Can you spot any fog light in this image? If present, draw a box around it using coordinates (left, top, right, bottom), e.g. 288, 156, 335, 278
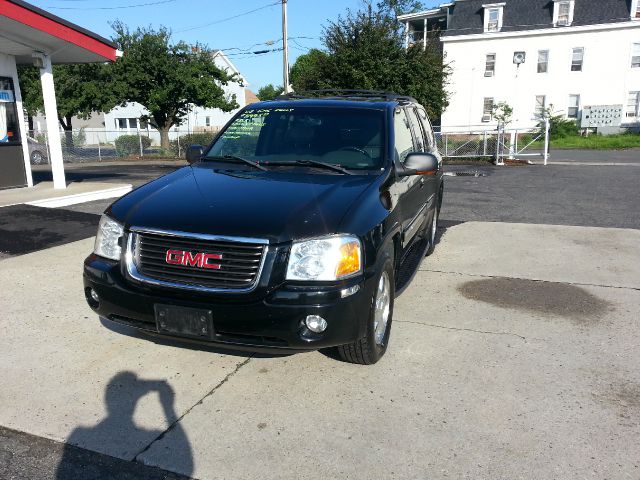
305, 315, 327, 333
90, 289, 99, 303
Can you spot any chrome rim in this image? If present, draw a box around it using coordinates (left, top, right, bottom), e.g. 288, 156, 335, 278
373, 271, 391, 346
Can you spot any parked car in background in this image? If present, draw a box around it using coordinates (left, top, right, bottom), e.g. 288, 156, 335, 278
27, 136, 48, 164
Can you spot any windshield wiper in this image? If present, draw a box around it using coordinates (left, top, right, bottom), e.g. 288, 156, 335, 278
274, 159, 354, 175
204, 155, 268, 172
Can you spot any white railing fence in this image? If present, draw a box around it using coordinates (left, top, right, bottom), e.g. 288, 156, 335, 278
434, 120, 550, 165
26, 127, 221, 164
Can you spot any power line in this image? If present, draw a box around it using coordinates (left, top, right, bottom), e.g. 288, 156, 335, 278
41, 0, 179, 9
174, 1, 281, 33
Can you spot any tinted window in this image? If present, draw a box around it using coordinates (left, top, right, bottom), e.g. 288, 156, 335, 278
407, 108, 426, 152
416, 108, 435, 150
207, 106, 385, 170
393, 109, 414, 163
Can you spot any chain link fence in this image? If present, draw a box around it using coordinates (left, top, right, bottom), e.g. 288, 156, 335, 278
27, 128, 221, 165
434, 123, 550, 165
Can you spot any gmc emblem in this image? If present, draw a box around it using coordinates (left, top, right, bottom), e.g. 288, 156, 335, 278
165, 250, 222, 270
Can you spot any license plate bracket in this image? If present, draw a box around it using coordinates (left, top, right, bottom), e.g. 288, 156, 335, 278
154, 304, 214, 339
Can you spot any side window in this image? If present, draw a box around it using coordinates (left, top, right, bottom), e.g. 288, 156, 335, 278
416, 108, 436, 151
407, 107, 426, 152
393, 108, 415, 163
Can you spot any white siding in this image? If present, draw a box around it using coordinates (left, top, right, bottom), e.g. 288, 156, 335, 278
441, 23, 640, 130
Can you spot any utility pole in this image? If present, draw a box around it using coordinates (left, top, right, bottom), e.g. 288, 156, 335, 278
282, 0, 291, 93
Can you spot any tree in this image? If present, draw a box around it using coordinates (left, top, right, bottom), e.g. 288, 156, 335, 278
377, 0, 425, 16
18, 63, 115, 147
289, 2, 449, 120
110, 22, 237, 150
257, 84, 283, 101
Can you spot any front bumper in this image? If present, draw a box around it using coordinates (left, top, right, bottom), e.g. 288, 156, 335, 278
83, 254, 375, 352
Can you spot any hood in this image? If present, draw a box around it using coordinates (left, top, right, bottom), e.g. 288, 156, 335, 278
109, 164, 380, 244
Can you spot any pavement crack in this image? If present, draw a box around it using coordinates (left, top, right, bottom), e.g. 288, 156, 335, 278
395, 320, 527, 340
420, 268, 640, 292
131, 356, 252, 462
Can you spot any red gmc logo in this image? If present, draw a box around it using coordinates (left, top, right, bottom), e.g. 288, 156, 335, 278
165, 250, 223, 270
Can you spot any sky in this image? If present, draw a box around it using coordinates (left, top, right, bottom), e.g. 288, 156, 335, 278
27, 0, 438, 92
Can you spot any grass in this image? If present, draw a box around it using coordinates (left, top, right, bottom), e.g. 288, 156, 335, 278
544, 133, 640, 150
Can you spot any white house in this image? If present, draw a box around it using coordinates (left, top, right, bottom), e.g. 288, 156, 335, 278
399, 0, 640, 132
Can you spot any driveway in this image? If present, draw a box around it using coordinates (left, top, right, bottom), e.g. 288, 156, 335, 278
1, 158, 639, 479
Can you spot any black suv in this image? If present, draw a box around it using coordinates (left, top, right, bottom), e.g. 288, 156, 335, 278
84, 91, 444, 364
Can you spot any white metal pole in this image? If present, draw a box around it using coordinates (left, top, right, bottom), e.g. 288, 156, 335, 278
543, 117, 550, 166
37, 53, 66, 189
282, 0, 291, 93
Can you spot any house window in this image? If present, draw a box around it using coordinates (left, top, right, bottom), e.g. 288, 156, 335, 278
627, 91, 640, 118
485, 54, 496, 76
128, 118, 138, 129
487, 9, 500, 31
554, 0, 574, 26
537, 50, 549, 73
568, 95, 580, 118
635, 0, 640, 18
571, 47, 584, 71
483, 3, 505, 33
116, 118, 127, 129
482, 97, 494, 122
535, 95, 546, 118
205, 116, 211, 127
632, 43, 640, 68
139, 118, 148, 129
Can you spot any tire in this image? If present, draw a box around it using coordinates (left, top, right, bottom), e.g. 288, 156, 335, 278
337, 256, 395, 365
426, 186, 443, 257
31, 150, 44, 165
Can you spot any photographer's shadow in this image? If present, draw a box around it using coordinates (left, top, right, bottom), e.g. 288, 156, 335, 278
55, 371, 193, 478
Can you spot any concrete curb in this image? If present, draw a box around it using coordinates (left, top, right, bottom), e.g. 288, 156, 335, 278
25, 184, 132, 208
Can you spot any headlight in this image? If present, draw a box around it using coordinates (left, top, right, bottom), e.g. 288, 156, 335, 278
94, 215, 124, 260
286, 235, 362, 281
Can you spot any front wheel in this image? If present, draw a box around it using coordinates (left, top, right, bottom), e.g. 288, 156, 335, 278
337, 258, 395, 365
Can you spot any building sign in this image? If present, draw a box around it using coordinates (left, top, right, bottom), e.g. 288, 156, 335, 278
0, 90, 15, 103
580, 105, 623, 128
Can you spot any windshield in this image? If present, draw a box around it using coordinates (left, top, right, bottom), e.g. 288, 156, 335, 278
205, 106, 385, 170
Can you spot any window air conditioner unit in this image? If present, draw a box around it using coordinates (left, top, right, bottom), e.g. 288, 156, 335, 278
484, 71, 494, 77
557, 17, 569, 26
482, 114, 491, 122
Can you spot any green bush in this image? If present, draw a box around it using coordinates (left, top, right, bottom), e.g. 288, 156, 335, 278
538, 114, 579, 139
114, 135, 152, 157
73, 127, 86, 147
170, 133, 216, 156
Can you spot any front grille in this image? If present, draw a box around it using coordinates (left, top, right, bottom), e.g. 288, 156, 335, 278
129, 230, 267, 291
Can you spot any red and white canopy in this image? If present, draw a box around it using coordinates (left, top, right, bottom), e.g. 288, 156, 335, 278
0, 0, 118, 65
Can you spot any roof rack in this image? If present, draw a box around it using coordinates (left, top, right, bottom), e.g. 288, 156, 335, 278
275, 89, 418, 104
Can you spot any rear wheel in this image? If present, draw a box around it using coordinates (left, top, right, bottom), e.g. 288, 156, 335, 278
337, 257, 395, 365
31, 150, 44, 165
426, 188, 442, 257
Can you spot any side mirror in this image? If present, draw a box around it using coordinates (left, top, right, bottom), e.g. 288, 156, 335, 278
186, 145, 204, 164
398, 152, 439, 177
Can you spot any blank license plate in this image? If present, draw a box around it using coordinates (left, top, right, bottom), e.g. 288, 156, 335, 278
154, 304, 213, 339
